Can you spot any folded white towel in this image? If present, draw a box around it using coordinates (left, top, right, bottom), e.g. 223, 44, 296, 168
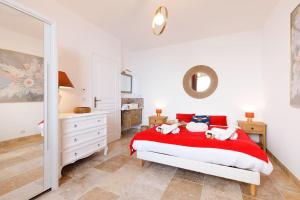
186, 122, 208, 132
172, 127, 180, 134
156, 124, 180, 134
206, 127, 238, 141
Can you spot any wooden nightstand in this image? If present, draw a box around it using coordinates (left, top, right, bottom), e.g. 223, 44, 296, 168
238, 121, 267, 152
149, 116, 168, 128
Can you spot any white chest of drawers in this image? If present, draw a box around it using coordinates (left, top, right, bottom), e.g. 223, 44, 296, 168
59, 111, 108, 171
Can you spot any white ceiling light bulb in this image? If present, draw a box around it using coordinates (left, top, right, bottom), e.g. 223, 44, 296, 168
154, 12, 165, 26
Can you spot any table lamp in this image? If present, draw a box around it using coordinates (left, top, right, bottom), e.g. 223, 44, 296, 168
245, 112, 254, 123
58, 71, 74, 112
156, 108, 162, 117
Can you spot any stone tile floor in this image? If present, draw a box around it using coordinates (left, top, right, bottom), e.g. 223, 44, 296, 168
37, 131, 300, 200
0, 135, 44, 200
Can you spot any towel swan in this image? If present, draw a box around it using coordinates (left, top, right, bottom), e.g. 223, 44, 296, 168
205, 126, 238, 141
156, 124, 180, 134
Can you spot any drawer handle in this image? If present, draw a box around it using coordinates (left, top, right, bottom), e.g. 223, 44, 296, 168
74, 152, 78, 156
74, 124, 78, 128
98, 144, 100, 147
251, 127, 254, 130
97, 119, 101, 122
74, 138, 77, 142
97, 132, 101, 135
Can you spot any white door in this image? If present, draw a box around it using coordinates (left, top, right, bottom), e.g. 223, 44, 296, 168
92, 54, 121, 143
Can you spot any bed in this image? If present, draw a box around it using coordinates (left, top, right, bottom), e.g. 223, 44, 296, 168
130, 125, 273, 196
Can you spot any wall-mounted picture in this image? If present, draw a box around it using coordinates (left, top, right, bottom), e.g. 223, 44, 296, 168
291, 5, 300, 106
0, 48, 44, 103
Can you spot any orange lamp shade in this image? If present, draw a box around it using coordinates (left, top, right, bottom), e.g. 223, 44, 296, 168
59, 71, 74, 88
156, 109, 162, 116
245, 112, 254, 123
245, 112, 254, 118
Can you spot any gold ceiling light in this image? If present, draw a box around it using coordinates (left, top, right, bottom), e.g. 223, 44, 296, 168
152, 6, 168, 36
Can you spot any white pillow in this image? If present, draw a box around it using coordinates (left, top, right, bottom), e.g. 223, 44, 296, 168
186, 122, 208, 132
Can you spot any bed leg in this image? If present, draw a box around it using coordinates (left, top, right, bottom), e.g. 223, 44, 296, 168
140, 159, 145, 168
250, 184, 256, 196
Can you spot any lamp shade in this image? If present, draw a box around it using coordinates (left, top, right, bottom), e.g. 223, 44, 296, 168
245, 112, 254, 118
58, 71, 74, 88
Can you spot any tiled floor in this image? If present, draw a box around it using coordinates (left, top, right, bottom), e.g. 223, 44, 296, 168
0, 135, 44, 199
37, 131, 300, 200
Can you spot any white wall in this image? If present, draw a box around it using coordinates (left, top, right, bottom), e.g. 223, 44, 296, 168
263, 0, 300, 179
0, 26, 43, 141
127, 31, 265, 126
0, 27, 43, 56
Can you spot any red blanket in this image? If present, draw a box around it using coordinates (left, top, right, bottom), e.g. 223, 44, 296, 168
130, 126, 268, 163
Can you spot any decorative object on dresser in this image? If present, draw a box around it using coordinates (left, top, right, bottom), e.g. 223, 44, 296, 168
59, 111, 108, 176
121, 98, 143, 131
73, 107, 91, 114
238, 120, 267, 152
149, 115, 168, 128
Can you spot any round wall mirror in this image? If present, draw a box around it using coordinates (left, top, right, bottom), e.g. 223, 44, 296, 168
183, 65, 218, 99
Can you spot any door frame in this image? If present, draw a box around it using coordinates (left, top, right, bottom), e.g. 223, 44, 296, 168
0, 0, 59, 191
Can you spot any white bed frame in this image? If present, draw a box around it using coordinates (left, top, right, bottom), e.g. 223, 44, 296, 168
137, 151, 259, 196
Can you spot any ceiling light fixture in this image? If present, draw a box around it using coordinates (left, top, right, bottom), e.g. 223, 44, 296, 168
152, 6, 168, 36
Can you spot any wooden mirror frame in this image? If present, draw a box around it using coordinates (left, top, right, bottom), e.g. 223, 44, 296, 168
183, 65, 218, 99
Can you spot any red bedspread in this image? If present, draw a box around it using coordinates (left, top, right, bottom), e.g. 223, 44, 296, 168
130, 126, 268, 163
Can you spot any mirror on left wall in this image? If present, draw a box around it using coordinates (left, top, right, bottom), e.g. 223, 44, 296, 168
0, 3, 47, 199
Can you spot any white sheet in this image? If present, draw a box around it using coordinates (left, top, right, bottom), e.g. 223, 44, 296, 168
132, 140, 273, 175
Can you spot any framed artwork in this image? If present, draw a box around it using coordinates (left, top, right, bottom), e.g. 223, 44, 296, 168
0, 48, 44, 103
291, 5, 300, 106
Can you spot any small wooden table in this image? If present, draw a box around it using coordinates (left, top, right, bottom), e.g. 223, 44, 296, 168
149, 116, 168, 128
238, 121, 267, 152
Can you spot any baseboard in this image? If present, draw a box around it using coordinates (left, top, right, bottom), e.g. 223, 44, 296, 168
267, 150, 300, 188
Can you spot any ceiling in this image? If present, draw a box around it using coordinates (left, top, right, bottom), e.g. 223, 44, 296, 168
0, 3, 44, 40
57, 0, 278, 50
58, 0, 279, 51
